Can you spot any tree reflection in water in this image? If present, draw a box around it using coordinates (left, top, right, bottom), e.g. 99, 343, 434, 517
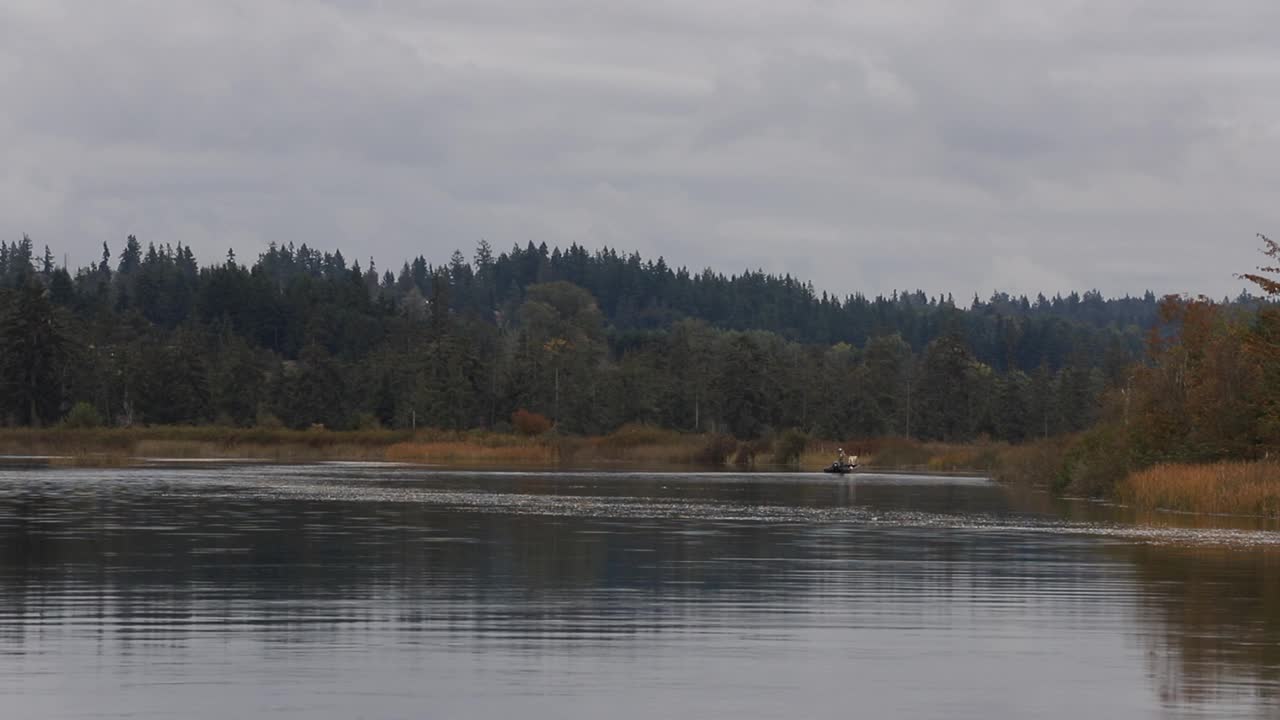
1122, 543, 1280, 711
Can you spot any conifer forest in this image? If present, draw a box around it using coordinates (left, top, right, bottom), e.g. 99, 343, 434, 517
5, 232, 1244, 446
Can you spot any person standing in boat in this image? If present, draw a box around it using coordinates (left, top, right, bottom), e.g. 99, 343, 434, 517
836, 448, 848, 467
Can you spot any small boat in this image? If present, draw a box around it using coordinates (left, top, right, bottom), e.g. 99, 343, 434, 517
823, 462, 858, 474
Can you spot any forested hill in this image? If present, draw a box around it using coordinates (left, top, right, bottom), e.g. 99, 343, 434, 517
420, 240, 1163, 373
0, 234, 1244, 439
35, 237, 1167, 362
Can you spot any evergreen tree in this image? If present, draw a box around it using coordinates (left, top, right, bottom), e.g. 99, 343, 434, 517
118, 235, 142, 275
0, 281, 76, 425
915, 334, 976, 441
98, 242, 112, 277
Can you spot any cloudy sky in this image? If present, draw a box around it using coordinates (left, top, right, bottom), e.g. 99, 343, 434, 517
2, 1, 1277, 300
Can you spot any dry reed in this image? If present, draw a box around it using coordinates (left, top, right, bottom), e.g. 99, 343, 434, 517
0, 427, 414, 464
385, 441, 557, 465
1117, 461, 1280, 517
0, 425, 1067, 478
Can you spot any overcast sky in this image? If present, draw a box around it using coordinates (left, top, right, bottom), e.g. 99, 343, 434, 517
2, 1, 1277, 300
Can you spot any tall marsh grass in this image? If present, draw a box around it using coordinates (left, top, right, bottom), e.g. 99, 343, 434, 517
0, 427, 415, 463
1118, 461, 1280, 517
0, 424, 720, 467
0, 425, 1070, 483
386, 440, 557, 465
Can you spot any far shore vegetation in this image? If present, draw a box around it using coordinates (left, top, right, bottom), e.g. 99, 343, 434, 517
3, 233, 1280, 515
0, 422, 1001, 472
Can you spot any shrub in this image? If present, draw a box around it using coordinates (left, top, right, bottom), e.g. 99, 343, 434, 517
1057, 425, 1130, 496
255, 407, 285, 429
62, 401, 103, 429
512, 409, 552, 436
695, 433, 737, 466
735, 438, 771, 468
988, 437, 1070, 486
773, 428, 808, 465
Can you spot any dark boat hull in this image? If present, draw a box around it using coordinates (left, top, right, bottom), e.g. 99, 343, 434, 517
823, 464, 858, 474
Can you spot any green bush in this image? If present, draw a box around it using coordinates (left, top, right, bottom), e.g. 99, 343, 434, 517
62, 402, 103, 429
773, 428, 809, 465
255, 406, 285, 430
1057, 425, 1131, 496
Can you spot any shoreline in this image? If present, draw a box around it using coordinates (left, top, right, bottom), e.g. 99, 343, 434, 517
0, 453, 991, 480
1, 426, 1276, 518
0, 426, 995, 473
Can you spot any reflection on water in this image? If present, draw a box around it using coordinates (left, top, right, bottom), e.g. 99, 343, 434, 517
0, 465, 1277, 719
1122, 544, 1280, 713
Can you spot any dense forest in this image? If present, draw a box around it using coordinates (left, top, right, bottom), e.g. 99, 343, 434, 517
0, 233, 1258, 447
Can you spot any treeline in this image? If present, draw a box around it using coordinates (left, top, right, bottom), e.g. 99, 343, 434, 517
0, 233, 1238, 442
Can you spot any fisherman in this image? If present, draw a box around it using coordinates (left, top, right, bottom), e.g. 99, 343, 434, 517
836, 447, 848, 468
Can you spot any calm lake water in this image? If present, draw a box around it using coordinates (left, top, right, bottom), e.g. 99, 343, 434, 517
1, 464, 1278, 719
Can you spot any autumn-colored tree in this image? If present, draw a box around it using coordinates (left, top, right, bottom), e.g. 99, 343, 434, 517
1128, 296, 1260, 463
512, 409, 552, 436
1240, 233, 1280, 297
1239, 234, 1280, 446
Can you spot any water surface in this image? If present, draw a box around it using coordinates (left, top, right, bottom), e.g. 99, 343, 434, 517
0, 465, 1277, 718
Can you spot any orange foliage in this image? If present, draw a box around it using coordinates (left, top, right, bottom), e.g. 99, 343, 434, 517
511, 409, 552, 436
1239, 232, 1280, 298
1129, 295, 1263, 462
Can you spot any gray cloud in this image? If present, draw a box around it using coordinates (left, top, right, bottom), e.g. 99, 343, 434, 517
1, 0, 1277, 299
